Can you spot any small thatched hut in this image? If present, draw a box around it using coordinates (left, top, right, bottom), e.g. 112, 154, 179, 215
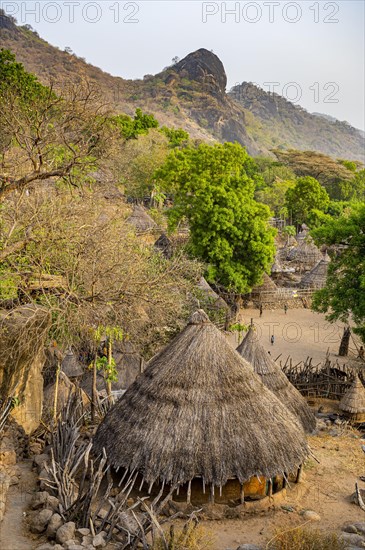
287, 239, 323, 268
127, 205, 157, 233
196, 277, 230, 312
250, 273, 278, 303
154, 233, 173, 259
236, 326, 316, 433
339, 376, 365, 424
94, 310, 308, 505
300, 252, 330, 289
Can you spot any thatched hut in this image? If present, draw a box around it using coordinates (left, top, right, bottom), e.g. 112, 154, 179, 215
287, 238, 322, 268
127, 205, 157, 233
250, 273, 278, 303
339, 376, 365, 424
300, 252, 330, 289
94, 310, 308, 505
196, 277, 230, 312
154, 233, 173, 259
236, 326, 316, 433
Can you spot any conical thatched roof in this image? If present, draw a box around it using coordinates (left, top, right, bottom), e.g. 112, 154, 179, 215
339, 376, 365, 414
154, 233, 173, 258
93, 310, 308, 488
236, 326, 316, 433
287, 239, 322, 265
127, 205, 157, 233
196, 277, 229, 310
251, 273, 278, 294
300, 252, 331, 289
271, 256, 282, 274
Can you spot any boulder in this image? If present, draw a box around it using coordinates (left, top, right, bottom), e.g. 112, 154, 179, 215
302, 510, 321, 522
56, 521, 76, 544
31, 491, 51, 510
30, 508, 53, 533
46, 512, 63, 538
33, 453, 49, 471
93, 532, 107, 548
0, 306, 51, 434
341, 533, 365, 547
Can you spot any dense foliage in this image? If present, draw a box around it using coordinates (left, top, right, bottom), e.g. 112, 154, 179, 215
311, 204, 365, 342
155, 142, 276, 292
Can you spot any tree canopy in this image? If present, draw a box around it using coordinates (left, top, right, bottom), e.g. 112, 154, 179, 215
285, 176, 330, 226
311, 204, 365, 342
155, 142, 276, 293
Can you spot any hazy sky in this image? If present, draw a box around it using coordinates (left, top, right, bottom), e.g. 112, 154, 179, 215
3, 0, 365, 130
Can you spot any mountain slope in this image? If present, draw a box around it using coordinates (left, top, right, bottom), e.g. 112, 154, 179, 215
1, 10, 364, 161
230, 83, 365, 161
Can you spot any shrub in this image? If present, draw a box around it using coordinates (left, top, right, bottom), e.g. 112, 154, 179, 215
267, 526, 345, 550
152, 522, 213, 550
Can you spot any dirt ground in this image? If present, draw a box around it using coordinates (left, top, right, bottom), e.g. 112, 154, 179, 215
227, 307, 362, 367
205, 429, 365, 549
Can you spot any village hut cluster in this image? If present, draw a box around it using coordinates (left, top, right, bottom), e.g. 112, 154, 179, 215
93, 310, 310, 507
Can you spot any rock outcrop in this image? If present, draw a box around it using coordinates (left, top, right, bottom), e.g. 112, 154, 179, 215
0, 306, 51, 434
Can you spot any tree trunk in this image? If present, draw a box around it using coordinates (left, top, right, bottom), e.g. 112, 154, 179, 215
339, 326, 351, 356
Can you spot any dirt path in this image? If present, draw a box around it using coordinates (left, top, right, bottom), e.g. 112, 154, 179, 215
227, 308, 361, 367
0, 460, 37, 550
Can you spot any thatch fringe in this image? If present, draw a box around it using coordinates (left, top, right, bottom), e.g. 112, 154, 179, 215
236, 326, 316, 433
93, 310, 308, 488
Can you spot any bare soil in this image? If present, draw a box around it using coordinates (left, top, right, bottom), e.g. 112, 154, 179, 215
206, 430, 365, 549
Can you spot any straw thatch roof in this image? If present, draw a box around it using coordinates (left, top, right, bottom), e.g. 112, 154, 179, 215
154, 233, 173, 259
196, 277, 229, 311
287, 239, 323, 266
300, 252, 331, 289
271, 256, 282, 274
127, 205, 157, 233
93, 310, 308, 489
236, 326, 316, 433
251, 273, 278, 294
339, 376, 365, 415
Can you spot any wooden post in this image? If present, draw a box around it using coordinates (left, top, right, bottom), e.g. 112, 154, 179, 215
240, 484, 245, 504
268, 478, 273, 498
210, 484, 215, 504
283, 473, 287, 489
296, 464, 303, 483
186, 480, 191, 504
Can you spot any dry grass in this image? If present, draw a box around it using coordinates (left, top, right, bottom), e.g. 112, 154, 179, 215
266, 526, 345, 550
153, 523, 214, 550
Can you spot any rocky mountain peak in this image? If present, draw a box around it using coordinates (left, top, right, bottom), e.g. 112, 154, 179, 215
173, 48, 227, 96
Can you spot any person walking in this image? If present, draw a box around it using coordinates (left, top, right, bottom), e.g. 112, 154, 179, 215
259, 304, 263, 317
284, 303, 288, 315
270, 334, 275, 345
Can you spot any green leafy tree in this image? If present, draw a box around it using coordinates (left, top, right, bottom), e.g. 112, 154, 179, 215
274, 149, 363, 201
256, 179, 295, 217
155, 142, 276, 292
110, 108, 159, 140
282, 225, 296, 245
311, 204, 365, 342
285, 176, 330, 226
